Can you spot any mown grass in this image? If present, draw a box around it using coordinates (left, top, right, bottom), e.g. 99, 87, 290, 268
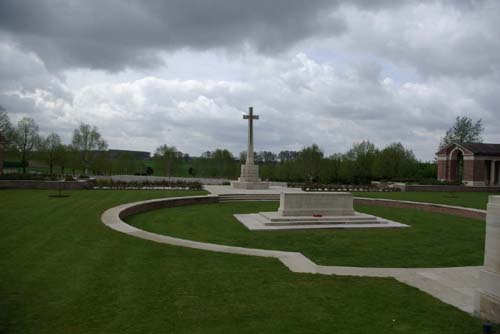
352, 191, 499, 210
0, 190, 482, 333
127, 201, 485, 267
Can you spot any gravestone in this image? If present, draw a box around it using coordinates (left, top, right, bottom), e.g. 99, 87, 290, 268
231, 107, 269, 189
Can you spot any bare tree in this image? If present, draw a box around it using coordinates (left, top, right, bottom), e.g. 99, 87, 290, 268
40, 133, 62, 174
0, 107, 13, 145
71, 123, 107, 175
12, 117, 41, 173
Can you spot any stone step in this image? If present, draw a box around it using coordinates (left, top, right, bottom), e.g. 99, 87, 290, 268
260, 213, 377, 223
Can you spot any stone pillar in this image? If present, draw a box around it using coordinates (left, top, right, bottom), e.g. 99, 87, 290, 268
246, 107, 255, 165
494, 161, 499, 186
476, 196, 500, 321
490, 161, 496, 186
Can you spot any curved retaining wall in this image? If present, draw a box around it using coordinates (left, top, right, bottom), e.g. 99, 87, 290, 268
119, 195, 218, 218
354, 197, 486, 220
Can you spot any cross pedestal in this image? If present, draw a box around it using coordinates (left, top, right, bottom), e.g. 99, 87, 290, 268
231, 107, 269, 189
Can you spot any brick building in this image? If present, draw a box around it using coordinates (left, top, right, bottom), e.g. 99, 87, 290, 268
437, 143, 500, 186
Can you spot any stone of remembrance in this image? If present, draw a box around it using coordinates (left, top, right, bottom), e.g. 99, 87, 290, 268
235, 192, 408, 230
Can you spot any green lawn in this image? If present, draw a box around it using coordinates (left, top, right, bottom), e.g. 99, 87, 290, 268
0, 190, 482, 333
127, 202, 485, 268
353, 191, 499, 210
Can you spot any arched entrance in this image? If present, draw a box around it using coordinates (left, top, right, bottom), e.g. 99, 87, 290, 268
448, 148, 465, 183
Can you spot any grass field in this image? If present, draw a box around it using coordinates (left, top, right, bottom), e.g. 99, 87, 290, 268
352, 191, 499, 210
0, 189, 483, 333
127, 201, 485, 267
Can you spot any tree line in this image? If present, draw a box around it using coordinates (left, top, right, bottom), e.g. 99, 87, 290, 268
2, 109, 484, 184
155, 142, 436, 184
1, 110, 107, 175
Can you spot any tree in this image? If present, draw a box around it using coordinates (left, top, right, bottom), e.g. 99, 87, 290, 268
373, 142, 418, 180
40, 133, 62, 174
345, 141, 378, 184
0, 107, 13, 144
12, 117, 41, 173
278, 150, 299, 162
71, 123, 108, 175
440, 116, 484, 149
211, 149, 238, 177
154, 145, 182, 177
297, 144, 324, 182
239, 151, 247, 164
54, 144, 71, 174
256, 151, 277, 164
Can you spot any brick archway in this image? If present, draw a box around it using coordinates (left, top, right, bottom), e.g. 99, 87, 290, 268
447, 147, 465, 183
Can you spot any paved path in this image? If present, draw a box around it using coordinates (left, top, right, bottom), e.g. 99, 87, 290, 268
101, 195, 483, 315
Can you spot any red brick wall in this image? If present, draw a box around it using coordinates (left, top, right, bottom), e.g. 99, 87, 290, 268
437, 159, 447, 180
473, 160, 486, 182
463, 160, 474, 182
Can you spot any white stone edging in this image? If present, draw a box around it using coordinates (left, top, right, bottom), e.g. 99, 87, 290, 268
100, 194, 484, 314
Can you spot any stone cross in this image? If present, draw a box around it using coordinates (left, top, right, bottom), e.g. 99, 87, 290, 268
243, 107, 259, 165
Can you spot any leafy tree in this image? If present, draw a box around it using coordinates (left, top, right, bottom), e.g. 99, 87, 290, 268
345, 141, 378, 184
40, 133, 62, 174
71, 123, 108, 175
374, 142, 418, 180
440, 116, 484, 149
154, 145, 182, 177
12, 117, 41, 173
211, 149, 238, 177
297, 144, 324, 182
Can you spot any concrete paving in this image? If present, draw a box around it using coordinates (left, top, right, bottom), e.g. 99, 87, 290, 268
100, 194, 483, 315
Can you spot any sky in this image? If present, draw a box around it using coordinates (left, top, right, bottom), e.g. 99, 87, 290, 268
1, 0, 499, 161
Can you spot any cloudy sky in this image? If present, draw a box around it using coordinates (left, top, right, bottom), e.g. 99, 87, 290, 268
1, 0, 499, 161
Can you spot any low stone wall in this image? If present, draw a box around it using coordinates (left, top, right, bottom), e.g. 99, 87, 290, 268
119, 195, 219, 219
94, 175, 230, 185
354, 197, 486, 220
0, 179, 93, 190
406, 185, 500, 192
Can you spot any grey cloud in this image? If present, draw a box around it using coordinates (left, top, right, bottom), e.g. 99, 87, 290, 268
0, 0, 346, 71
